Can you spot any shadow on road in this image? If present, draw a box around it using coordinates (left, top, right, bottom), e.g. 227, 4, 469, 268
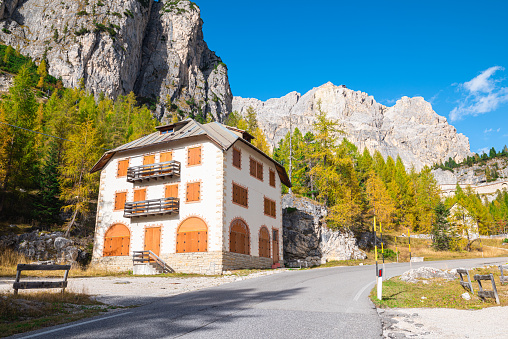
65, 285, 305, 338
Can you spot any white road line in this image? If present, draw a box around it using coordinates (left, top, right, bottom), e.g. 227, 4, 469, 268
353, 280, 376, 301
19, 311, 133, 338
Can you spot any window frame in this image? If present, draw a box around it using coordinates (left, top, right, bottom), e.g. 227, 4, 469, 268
269, 169, 276, 187
232, 147, 242, 169
186, 181, 201, 203
249, 157, 264, 181
263, 197, 276, 218
116, 159, 130, 178
187, 146, 202, 167
232, 182, 248, 208
114, 191, 127, 211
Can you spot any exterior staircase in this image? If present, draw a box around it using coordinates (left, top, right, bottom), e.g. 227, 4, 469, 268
132, 251, 174, 275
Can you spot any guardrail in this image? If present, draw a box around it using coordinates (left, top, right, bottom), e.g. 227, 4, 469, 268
127, 161, 180, 183
133, 250, 174, 274
124, 197, 179, 218
13, 264, 71, 295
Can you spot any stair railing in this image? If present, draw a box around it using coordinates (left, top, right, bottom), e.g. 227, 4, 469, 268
132, 250, 174, 273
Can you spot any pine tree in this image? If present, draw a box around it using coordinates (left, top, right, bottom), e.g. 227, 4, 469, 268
3, 45, 13, 64
34, 141, 62, 228
36, 59, 48, 88
432, 202, 451, 250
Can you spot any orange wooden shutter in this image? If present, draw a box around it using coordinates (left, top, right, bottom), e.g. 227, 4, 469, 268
188, 147, 201, 165
143, 154, 155, 165
233, 148, 241, 168
257, 162, 263, 180
165, 184, 178, 198
114, 192, 126, 210
250, 158, 256, 176
270, 170, 275, 187
160, 152, 172, 163
117, 160, 129, 177
134, 188, 146, 202
187, 183, 199, 202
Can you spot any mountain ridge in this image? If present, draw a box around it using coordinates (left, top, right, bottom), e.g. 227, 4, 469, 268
233, 82, 472, 170
0, 0, 232, 122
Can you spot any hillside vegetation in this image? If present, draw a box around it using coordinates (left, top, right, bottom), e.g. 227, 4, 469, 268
0, 46, 157, 235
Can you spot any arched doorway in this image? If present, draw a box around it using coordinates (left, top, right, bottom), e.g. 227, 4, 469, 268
103, 224, 130, 256
259, 227, 270, 258
230, 219, 250, 255
176, 217, 208, 253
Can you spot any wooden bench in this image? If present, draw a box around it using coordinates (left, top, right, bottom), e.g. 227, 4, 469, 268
13, 264, 71, 295
456, 268, 474, 294
474, 273, 500, 304
499, 265, 508, 285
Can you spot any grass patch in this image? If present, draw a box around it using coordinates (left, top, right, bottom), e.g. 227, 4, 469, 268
0, 291, 112, 337
370, 266, 508, 310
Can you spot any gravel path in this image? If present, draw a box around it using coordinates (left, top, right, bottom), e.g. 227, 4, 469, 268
0, 270, 284, 306
379, 307, 508, 338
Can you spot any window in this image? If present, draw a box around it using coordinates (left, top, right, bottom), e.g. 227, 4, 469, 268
249, 158, 263, 181
186, 182, 201, 202
114, 192, 127, 211
160, 151, 172, 163
269, 169, 276, 187
177, 217, 208, 253
134, 188, 146, 202
233, 148, 241, 169
232, 183, 248, 207
188, 146, 202, 166
264, 197, 276, 218
165, 184, 178, 198
259, 227, 270, 258
117, 159, 129, 177
143, 154, 155, 165
229, 219, 249, 255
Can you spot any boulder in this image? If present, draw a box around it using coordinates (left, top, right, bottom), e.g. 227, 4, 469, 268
282, 194, 366, 266
399, 267, 456, 283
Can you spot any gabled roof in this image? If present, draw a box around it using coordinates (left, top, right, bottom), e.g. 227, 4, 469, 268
90, 119, 291, 187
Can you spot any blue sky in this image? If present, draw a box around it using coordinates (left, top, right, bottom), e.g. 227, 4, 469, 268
197, 1, 508, 154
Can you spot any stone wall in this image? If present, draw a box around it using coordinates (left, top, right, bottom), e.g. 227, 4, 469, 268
282, 194, 366, 266
92, 251, 273, 274
222, 252, 272, 271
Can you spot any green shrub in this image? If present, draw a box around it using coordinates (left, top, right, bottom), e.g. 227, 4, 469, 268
75, 27, 90, 36
2, 28, 11, 34
382, 248, 398, 259
503, 238, 508, 244
76, 10, 89, 16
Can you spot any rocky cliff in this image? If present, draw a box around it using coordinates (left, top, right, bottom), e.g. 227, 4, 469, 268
282, 194, 366, 266
233, 82, 471, 170
0, 0, 232, 121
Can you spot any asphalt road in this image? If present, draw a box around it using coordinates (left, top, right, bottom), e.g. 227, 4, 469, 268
12, 257, 508, 339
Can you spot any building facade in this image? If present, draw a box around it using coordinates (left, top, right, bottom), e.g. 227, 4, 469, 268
90, 119, 291, 274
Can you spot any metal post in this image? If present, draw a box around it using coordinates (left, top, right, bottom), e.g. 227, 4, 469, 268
288, 111, 293, 194
380, 223, 385, 279
408, 229, 412, 269
374, 216, 378, 286
395, 236, 399, 263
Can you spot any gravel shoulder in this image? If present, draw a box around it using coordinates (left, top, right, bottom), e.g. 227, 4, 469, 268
379, 307, 508, 338
0, 270, 284, 306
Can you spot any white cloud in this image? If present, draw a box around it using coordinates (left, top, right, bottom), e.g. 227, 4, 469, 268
450, 66, 508, 121
497, 128, 501, 132
484, 128, 493, 134
464, 66, 504, 93
476, 147, 489, 155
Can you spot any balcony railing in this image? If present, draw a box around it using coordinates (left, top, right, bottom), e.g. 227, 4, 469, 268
124, 197, 179, 218
127, 161, 181, 183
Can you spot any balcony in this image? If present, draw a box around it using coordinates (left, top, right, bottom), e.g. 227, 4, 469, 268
124, 197, 179, 218
127, 161, 181, 183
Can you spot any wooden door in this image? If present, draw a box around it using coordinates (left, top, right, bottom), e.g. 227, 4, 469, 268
103, 224, 130, 257
133, 188, 146, 214
144, 227, 161, 257
160, 152, 172, 163
143, 154, 155, 176
272, 229, 279, 264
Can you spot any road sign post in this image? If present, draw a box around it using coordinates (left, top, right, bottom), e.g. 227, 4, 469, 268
377, 267, 383, 300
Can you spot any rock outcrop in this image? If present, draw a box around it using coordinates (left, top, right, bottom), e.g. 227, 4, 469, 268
282, 194, 366, 266
233, 82, 472, 170
0, 0, 231, 121
0, 230, 90, 266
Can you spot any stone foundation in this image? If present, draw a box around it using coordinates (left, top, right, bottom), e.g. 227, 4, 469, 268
222, 252, 273, 271
92, 255, 133, 272
92, 251, 274, 275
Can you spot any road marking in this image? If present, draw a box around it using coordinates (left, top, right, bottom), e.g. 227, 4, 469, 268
354, 280, 376, 301
19, 311, 133, 338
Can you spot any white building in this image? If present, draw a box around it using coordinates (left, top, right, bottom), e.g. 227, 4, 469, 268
90, 119, 291, 274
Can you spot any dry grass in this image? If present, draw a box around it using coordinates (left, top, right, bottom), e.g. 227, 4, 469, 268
371, 266, 508, 310
0, 290, 112, 337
